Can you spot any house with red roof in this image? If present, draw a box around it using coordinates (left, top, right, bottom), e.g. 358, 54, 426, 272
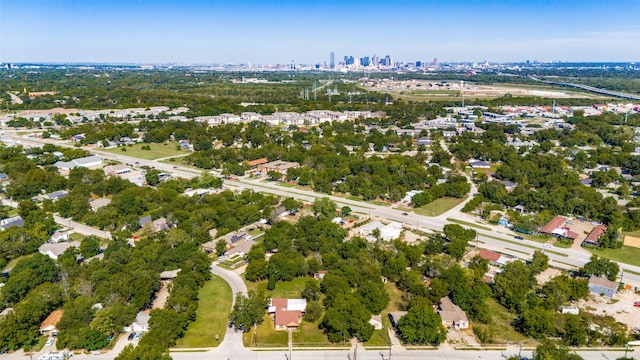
268, 298, 307, 331
583, 224, 607, 246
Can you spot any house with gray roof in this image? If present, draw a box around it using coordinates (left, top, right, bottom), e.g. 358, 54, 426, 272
54, 155, 102, 170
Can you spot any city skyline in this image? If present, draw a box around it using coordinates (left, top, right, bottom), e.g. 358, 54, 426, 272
1, 0, 639, 65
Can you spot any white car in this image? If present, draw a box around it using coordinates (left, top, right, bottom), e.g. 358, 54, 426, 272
45, 337, 55, 347
542, 244, 552, 249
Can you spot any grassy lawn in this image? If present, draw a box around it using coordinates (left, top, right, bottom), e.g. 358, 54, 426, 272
175, 275, 232, 348
243, 314, 288, 347
552, 238, 574, 248
101, 142, 188, 160
521, 233, 553, 244
364, 329, 391, 347
473, 298, 535, 345
3, 253, 36, 271
445, 218, 491, 231
587, 245, 640, 267
412, 197, 466, 217
292, 320, 338, 346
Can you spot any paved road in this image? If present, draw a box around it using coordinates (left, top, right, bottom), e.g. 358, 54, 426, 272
206, 263, 250, 358
6, 133, 639, 288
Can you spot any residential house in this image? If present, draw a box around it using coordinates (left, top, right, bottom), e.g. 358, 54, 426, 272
89, 197, 111, 212
415, 137, 432, 146
476, 249, 514, 267
314, 271, 327, 280
358, 221, 403, 242
268, 298, 307, 331
582, 224, 608, 247
0, 215, 24, 230
0, 173, 9, 183
39, 241, 80, 260
50, 230, 69, 244
369, 315, 383, 330
245, 157, 269, 169
42, 190, 69, 202
258, 160, 300, 175
139, 216, 169, 232
469, 160, 491, 169
588, 276, 618, 298
124, 311, 150, 332
401, 190, 423, 205
103, 164, 132, 175
54, 155, 103, 170
40, 309, 64, 335
437, 296, 470, 330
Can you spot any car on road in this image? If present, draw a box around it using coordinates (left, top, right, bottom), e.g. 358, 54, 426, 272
127, 333, 135, 341
402, 212, 408, 216
634, 301, 640, 308
514, 235, 524, 240
542, 244, 552, 249
46, 337, 55, 347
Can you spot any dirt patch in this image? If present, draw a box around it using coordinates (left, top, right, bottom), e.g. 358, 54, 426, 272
402, 230, 423, 244
624, 235, 640, 249
445, 328, 479, 347
576, 290, 640, 331
535, 268, 561, 286
152, 280, 171, 309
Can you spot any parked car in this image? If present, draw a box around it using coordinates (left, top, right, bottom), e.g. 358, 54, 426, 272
514, 235, 524, 240
46, 337, 55, 347
128, 333, 135, 341
634, 301, 640, 308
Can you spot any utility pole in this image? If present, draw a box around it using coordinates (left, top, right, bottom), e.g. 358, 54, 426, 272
354, 341, 357, 360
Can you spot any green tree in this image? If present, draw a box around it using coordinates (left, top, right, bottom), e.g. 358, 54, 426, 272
529, 250, 549, 275
215, 239, 227, 255
312, 197, 337, 221
493, 261, 534, 312
397, 302, 446, 345
580, 255, 619, 281
341, 206, 352, 216
229, 291, 268, 331
532, 339, 584, 360
80, 236, 101, 258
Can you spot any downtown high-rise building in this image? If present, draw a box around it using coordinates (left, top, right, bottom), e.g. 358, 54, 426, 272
330, 52, 335, 69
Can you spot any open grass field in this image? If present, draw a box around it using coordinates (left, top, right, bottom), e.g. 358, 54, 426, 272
244, 276, 313, 298
175, 275, 232, 348
292, 320, 340, 346
473, 298, 535, 345
412, 197, 466, 217
587, 245, 640, 267
101, 142, 188, 160
243, 314, 288, 347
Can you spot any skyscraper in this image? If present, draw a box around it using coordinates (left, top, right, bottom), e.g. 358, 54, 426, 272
330, 52, 335, 69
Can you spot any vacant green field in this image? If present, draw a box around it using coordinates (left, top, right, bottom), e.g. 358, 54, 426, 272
292, 320, 339, 346
175, 275, 232, 348
243, 314, 288, 347
101, 142, 188, 160
413, 197, 466, 217
473, 298, 535, 345
587, 245, 640, 267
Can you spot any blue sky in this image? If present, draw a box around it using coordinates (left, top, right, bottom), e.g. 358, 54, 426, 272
1, 0, 639, 64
